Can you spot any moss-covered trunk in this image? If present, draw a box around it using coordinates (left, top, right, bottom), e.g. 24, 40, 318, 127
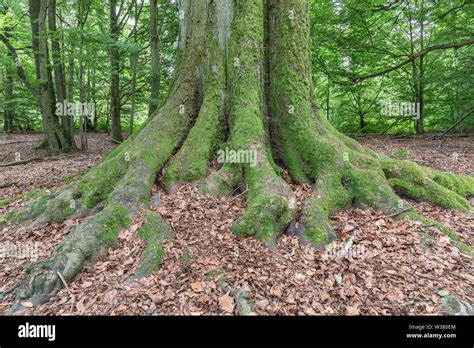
3, 0, 473, 313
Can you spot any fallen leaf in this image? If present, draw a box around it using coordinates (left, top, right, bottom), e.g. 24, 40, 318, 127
219, 294, 235, 313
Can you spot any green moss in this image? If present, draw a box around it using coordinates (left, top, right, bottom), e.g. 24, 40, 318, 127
2, 195, 49, 225
301, 173, 352, 246
96, 205, 132, 245
349, 167, 400, 214
232, 195, 293, 242
382, 160, 473, 211
43, 190, 78, 222
392, 148, 411, 160
134, 211, 174, 276
221, 0, 295, 243
431, 171, 474, 197
163, 26, 226, 190
403, 212, 473, 256
0, 189, 48, 207
302, 199, 336, 245
390, 177, 470, 211
200, 164, 242, 196
78, 157, 128, 208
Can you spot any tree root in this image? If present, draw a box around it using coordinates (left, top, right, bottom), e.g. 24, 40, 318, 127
6, 72, 197, 312
126, 211, 174, 283
164, 59, 226, 193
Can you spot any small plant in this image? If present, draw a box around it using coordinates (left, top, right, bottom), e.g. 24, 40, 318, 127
392, 148, 411, 160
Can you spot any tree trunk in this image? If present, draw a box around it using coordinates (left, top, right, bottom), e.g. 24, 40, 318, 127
2, 6, 15, 133
6, 0, 474, 313
48, 0, 77, 150
129, 0, 139, 135
148, 0, 162, 116
415, 2, 425, 135
3, 64, 15, 133
109, 0, 123, 142
36, 0, 72, 153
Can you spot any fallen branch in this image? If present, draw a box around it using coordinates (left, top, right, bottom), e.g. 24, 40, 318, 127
0, 182, 16, 189
0, 157, 42, 167
426, 109, 474, 141
229, 187, 249, 203
108, 138, 123, 144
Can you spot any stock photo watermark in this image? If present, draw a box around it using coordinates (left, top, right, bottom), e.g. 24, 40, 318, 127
380, 100, 420, 120
217, 147, 257, 167
55, 100, 96, 121
0, 242, 41, 262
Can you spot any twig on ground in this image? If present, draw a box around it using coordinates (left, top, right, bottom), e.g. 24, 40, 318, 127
57, 271, 75, 314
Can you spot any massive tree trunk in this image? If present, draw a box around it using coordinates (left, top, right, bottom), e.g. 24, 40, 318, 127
4, 0, 473, 313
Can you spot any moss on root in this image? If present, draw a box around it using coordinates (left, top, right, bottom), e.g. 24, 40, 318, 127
129, 211, 174, 280
382, 160, 473, 211
0, 189, 49, 208
301, 173, 352, 245
223, 0, 296, 244
163, 18, 226, 192
8, 46, 199, 311
399, 211, 473, 256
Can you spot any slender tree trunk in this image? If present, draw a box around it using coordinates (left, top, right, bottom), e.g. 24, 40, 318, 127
2, 6, 15, 133
109, 0, 123, 142
129, 0, 139, 135
67, 54, 75, 138
148, 0, 162, 117
78, 28, 87, 150
3, 66, 15, 133
415, 2, 425, 135
92, 65, 98, 131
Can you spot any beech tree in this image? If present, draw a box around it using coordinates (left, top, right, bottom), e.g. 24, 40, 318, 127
3, 0, 473, 313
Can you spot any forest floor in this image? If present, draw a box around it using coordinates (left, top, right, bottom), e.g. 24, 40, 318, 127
0, 132, 472, 315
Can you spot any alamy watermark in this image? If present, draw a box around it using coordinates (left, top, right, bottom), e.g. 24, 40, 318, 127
55, 100, 95, 121
217, 147, 257, 167
0, 242, 41, 261
380, 100, 420, 120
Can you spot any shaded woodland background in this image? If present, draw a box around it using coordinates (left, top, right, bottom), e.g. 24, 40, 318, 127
1, 0, 473, 143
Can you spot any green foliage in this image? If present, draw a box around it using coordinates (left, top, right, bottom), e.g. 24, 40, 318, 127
310, 0, 474, 134
0, 0, 178, 133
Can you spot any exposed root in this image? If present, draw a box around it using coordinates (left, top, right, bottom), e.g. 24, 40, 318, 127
301, 172, 351, 245
164, 77, 226, 193
200, 164, 242, 196
382, 160, 474, 211
127, 211, 174, 283
223, 0, 295, 245
7, 70, 197, 312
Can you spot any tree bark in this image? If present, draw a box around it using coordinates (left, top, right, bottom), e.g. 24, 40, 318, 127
148, 0, 163, 116
2, 6, 16, 133
109, 0, 123, 142
37, 0, 71, 153
48, 0, 77, 150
